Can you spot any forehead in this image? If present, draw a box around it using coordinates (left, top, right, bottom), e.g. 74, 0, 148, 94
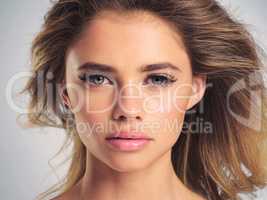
75, 10, 185, 49
66, 10, 190, 73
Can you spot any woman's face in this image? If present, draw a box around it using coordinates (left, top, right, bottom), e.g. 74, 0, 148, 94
64, 11, 206, 172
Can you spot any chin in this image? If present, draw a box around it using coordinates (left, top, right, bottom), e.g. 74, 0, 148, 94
103, 153, 154, 173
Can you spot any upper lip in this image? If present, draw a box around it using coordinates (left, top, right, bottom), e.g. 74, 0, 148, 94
105, 131, 153, 140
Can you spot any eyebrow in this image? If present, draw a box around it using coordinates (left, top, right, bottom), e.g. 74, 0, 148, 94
77, 61, 182, 73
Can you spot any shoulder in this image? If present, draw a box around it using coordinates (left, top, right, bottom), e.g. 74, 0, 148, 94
190, 191, 207, 200
50, 195, 66, 200
49, 192, 72, 200
50, 183, 81, 200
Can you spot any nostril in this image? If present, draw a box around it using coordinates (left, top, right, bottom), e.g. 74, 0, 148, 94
119, 116, 126, 120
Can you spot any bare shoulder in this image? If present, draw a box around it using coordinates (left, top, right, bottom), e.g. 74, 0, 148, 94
50, 194, 68, 200
49, 191, 73, 200
190, 191, 207, 200
194, 194, 207, 200
50, 183, 81, 200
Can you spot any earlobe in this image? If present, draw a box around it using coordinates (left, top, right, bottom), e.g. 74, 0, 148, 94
186, 75, 207, 110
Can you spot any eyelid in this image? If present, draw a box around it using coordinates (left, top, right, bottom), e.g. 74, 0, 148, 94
146, 73, 177, 81
147, 73, 177, 85
79, 72, 114, 81
82, 71, 113, 77
78, 73, 113, 86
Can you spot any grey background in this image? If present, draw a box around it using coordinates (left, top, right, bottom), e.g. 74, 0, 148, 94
0, 0, 266, 199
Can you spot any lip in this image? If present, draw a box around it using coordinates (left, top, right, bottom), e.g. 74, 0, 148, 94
105, 138, 151, 151
105, 131, 153, 140
105, 131, 153, 151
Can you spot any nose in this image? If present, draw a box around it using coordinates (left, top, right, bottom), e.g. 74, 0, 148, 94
112, 82, 143, 122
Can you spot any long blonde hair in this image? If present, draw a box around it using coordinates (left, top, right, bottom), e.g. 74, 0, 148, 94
21, 0, 267, 199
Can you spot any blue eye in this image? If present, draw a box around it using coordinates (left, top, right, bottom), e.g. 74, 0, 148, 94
79, 73, 177, 87
145, 74, 177, 87
78, 74, 112, 86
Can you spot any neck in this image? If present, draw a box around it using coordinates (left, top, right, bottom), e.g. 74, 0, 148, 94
76, 149, 194, 200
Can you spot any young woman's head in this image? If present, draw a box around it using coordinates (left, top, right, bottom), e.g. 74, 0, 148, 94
22, 0, 267, 199
64, 9, 207, 173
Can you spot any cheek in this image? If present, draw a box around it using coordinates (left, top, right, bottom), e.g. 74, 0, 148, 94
68, 87, 114, 121
83, 87, 115, 112
145, 86, 191, 140
145, 85, 192, 116
74, 112, 108, 156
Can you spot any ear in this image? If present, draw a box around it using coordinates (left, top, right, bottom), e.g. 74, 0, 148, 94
186, 74, 207, 110
59, 80, 72, 109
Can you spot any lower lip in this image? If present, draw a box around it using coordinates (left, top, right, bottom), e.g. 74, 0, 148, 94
105, 138, 151, 151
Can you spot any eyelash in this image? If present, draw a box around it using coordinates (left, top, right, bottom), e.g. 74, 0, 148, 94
78, 73, 177, 87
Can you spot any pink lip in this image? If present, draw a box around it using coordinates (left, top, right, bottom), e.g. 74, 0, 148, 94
105, 131, 152, 140
106, 138, 151, 151
105, 131, 153, 151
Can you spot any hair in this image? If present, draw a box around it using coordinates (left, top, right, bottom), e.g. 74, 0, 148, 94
20, 0, 267, 199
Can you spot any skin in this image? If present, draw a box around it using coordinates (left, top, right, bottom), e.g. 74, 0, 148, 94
59, 10, 207, 200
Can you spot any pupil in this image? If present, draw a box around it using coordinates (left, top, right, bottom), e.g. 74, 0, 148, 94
153, 76, 165, 84
92, 75, 103, 84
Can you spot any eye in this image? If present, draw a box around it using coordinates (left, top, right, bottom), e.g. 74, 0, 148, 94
78, 73, 113, 86
145, 73, 177, 87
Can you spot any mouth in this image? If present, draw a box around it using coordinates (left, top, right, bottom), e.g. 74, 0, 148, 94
105, 131, 153, 140
105, 138, 152, 151
106, 137, 151, 140
105, 131, 153, 151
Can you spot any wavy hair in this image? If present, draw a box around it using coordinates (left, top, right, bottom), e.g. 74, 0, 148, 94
21, 0, 267, 199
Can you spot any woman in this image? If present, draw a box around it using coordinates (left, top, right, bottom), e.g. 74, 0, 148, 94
21, 0, 267, 199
